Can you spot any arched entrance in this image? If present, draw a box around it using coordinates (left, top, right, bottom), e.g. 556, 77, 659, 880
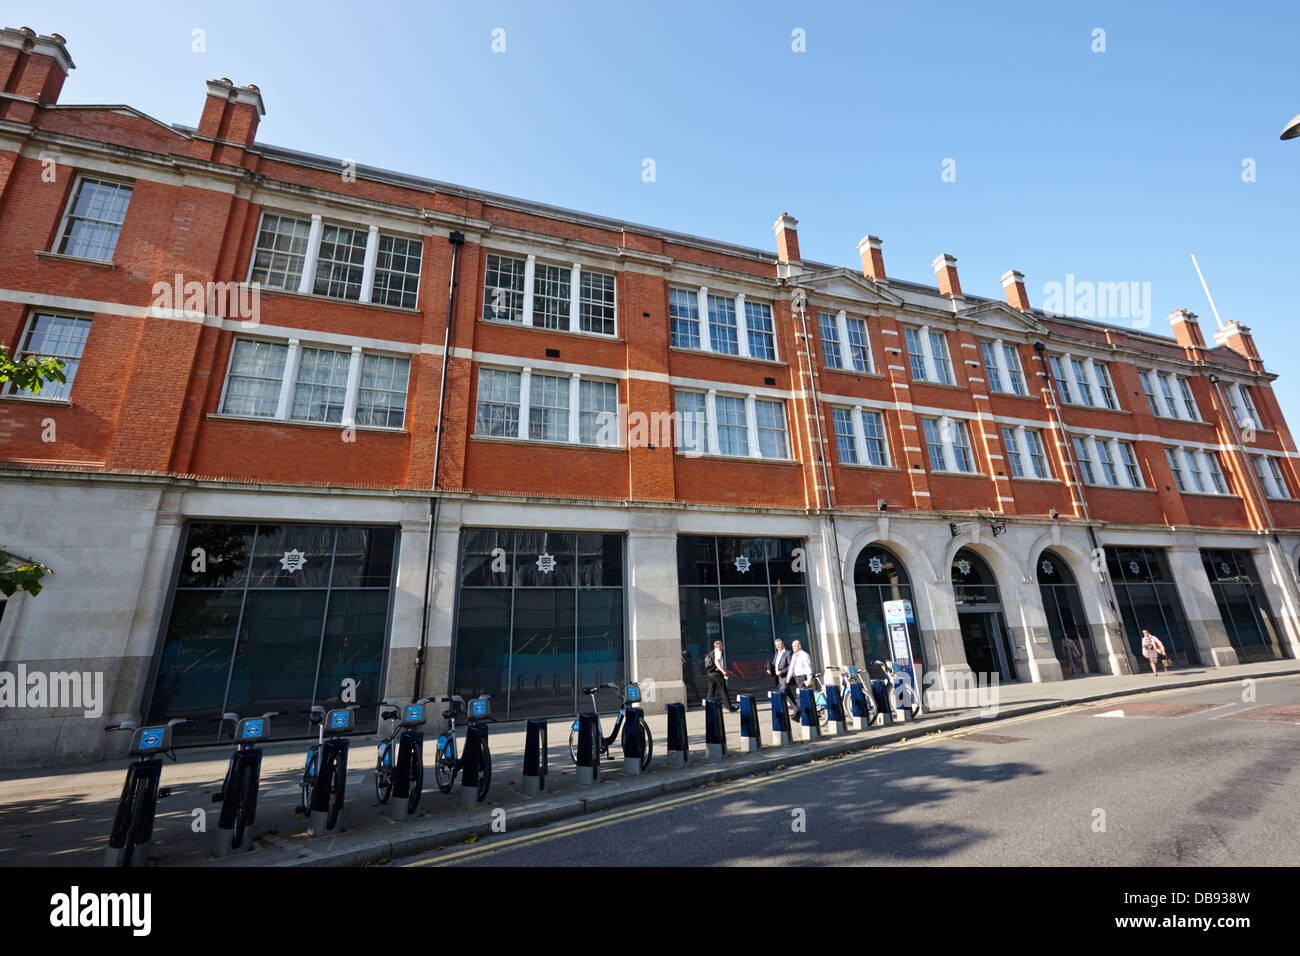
1036, 550, 1098, 676
951, 548, 1018, 682
854, 545, 925, 677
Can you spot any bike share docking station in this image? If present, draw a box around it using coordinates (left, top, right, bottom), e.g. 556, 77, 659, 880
666, 702, 690, 766
307, 707, 357, 838
770, 691, 793, 746
384, 701, 428, 823
458, 697, 491, 806
522, 718, 548, 796
213, 712, 275, 857
704, 698, 728, 758
738, 695, 762, 752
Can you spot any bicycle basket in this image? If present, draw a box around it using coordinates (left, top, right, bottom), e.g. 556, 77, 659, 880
469, 697, 491, 719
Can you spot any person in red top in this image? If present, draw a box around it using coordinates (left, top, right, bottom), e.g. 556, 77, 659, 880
1140, 629, 1169, 676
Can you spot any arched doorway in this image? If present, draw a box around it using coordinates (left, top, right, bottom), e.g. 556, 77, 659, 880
1036, 550, 1099, 675
951, 548, 1018, 682
854, 545, 925, 677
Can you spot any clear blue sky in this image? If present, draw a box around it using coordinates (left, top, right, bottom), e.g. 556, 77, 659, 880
17, 1, 1300, 421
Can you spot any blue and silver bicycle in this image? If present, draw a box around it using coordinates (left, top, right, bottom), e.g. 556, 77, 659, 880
433, 695, 493, 802
568, 681, 653, 770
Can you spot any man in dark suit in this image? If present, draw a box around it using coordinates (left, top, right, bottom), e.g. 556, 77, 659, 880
767, 639, 796, 714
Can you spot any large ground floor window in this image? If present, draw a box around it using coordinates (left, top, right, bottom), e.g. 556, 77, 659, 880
147, 522, 397, 744
452, 529, 625, 719
1105, 546, 1200, 666
1037, 550, 1099, 675
1202, 549, 1285, 662
678, 535, 811, 703
854, 545, 925, 679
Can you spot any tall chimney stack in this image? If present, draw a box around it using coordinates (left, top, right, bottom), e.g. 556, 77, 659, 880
932, 254, 962, 298
858, 235, 886, 282
0, 27, 74, 123
1001, 270, 1031, 311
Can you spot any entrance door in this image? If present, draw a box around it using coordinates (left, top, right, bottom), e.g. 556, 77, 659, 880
959, 612, 1016, 682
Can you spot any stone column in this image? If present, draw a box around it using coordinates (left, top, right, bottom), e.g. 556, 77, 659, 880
1167, 546, 1239, 667
626, 517, 685, 712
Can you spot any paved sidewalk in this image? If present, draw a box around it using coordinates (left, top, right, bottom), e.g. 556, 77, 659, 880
1, 660, 1295, 867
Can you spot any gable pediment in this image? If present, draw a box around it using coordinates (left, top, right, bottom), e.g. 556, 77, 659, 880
956, 300, 1047, 336
797, 268, 906, 309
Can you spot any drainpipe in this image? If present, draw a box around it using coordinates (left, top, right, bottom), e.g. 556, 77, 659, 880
1033, 342, 1125, 654
413, 230, 465, 698
792, 288, 860, 676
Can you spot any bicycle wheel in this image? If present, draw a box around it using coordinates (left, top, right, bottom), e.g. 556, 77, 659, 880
861, 683, 880, 723
124, 775, 156, 867
406, 743, 424, 815
475, 737, 491, 802
326, 754, 346, 830
375, 744, 392, 804
434, 738, 454, 793
233, 761, 257, 849
299, 748, 317, 813
638, 716, 653, 771
568, 726, 579, 765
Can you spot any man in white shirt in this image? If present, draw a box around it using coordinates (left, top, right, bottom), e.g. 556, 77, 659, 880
788, 640, 814, 691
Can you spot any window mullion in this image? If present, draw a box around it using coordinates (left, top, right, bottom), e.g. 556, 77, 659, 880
852, 405, 868, 464
835, 310, 852, 370
342, 345, 362, 425
735, 294, 751, 359
920, 325, 939, 382
522, 255, 536, 327
705, 389, 720, 455
569, 372, 581, 444
297, 215, 324, 295
697, 287, 712, 352
358, 225, 380, 304
569, 263, 581, 332
745, 394, 760, 457
276, 338, 301, 420
518, 367, 532, 440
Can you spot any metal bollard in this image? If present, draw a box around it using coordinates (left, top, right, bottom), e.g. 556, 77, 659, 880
738, 695, 761, 753
798, 687, 820, 741
622, 706, 645, 775
848, 683, 872, 732
769, 691, 792, 746
522, 718, 548, 796
460, 724, 486, 806
824, 684, 847, 736
871, 680, 893, 726
704, 698, 728, 759
576, 712, 600, 786
666, 703, 690, 767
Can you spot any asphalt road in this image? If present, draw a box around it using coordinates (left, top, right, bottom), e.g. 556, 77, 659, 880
400, 675, 1300, 867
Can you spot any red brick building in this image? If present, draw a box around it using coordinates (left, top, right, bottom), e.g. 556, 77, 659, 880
1, 27, 1296, 766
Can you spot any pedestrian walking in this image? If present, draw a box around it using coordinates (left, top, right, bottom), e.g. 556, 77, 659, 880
787, 640, 814, 707
767, 638, 796, 714
1140, 629, 1169, 676
1061, 633, 1083, 676
706, 639, 738, 711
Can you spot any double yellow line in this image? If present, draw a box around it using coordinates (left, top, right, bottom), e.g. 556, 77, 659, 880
407, 675, 1281, 865
405, 706, 1058, 867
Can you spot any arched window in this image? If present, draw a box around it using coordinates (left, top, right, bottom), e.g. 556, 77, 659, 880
854, 546, 924, 675
950, 547, 1019, 681
1036, 551, 1098, 675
